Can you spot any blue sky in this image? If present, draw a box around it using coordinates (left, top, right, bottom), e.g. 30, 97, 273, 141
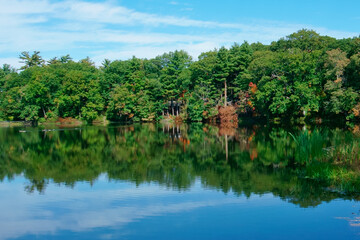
0, 0, 359, 68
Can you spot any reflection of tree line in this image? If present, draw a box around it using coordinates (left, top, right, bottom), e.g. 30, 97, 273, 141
0, 124, 359, 206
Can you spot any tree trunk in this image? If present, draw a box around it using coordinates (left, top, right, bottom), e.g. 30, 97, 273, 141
42, 107, 46, 119
224, 79, 227, 107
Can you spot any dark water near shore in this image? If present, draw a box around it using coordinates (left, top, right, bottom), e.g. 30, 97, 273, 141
0, 123, 359, 239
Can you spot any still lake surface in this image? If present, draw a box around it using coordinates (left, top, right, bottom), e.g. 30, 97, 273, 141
0, 123, 359, 239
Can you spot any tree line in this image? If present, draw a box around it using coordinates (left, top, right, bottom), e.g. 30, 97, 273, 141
0, 29, 360, 123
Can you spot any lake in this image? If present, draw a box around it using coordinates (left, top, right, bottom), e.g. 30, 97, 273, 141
0, 123, 359, 239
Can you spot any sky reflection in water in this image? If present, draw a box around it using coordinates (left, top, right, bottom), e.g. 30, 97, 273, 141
0, 176, 358, 240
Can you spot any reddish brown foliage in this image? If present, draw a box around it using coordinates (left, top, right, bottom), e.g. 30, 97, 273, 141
218, 106, 238, 123
218, 126, 236, 136
56, 117, 80, 124
175, 116, 183, 123
217, 106, 238, 135
56, 117, 82, 126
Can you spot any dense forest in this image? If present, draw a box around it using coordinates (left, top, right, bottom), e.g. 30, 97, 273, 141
1, 29, 360, 123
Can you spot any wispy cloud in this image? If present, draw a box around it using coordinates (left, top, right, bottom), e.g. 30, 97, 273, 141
0, 0, 357, 68
0, 178, 267, 239
181, 8, 194, 11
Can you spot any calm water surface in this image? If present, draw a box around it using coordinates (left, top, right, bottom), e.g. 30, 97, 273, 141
0, 123, 359, 239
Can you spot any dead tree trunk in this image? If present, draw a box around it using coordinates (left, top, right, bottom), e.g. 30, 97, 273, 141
171, 100, 174, 115
42, 107, 47, 119
224, 79, 227, 107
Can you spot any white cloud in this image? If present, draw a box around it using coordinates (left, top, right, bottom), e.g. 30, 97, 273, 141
42, 0, 241, 28
0, 178, 273, 239
0, 58, 21, 68
181, 8, 194, 11
90, 41, 220, 63
0, 0, 358, 69
0, 0, 54, 14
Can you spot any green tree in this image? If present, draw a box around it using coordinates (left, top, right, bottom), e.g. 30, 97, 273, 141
106, 84, 136, 121
325, 49, 350, 81
159, 50, 192, 115
345, 53, 360, 91
19, 51, 45, 70
229, 42, 253, 96
56, 61, 104, 121
213, 47, 230, 106
323, 80, 358, 115
188, 50, 218, 120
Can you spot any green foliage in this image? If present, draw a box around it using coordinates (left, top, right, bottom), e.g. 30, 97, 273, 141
107, 84, 136, 121
20, 105, 40, 121
19, 51, 45, 70
323, 81, 358, 115
53, 61, 104, 121
346, 53, 360, 91
1, 30, 360, 123
270, 29, 333, 52
325, 49, 350, 80
186, 88, 206, 122
159, 50, 192, 101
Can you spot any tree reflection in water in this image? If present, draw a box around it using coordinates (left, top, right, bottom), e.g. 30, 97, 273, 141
0, 123, 359, 207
